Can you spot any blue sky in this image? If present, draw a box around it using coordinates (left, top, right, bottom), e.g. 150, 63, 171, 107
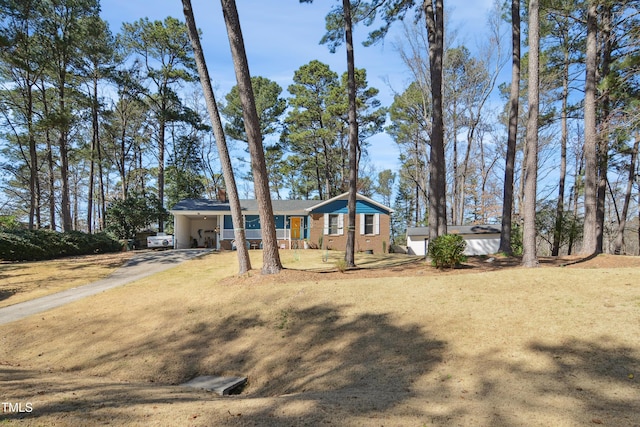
100, 0, 502, 176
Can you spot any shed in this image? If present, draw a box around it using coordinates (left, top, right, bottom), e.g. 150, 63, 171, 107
406, 225, 501, 256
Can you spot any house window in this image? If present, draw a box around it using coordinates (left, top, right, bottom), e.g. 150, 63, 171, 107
364, 214, 374, 235
328, 214, 340, 235
360, 213, 380, 235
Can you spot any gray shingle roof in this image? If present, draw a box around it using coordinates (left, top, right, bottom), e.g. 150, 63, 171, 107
171, 199, 231, 211
407, 225, 501, 236
171, 198, 318, 213
240, 199, 318, 212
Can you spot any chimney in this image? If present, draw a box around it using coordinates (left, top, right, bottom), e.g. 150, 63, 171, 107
217, 188, 228, 202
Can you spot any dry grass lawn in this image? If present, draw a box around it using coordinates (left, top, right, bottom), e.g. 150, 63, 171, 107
1, 250, 639, 426
0, 252, 134, 308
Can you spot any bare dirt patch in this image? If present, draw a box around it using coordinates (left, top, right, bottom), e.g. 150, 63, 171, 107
1, 251, 639, 426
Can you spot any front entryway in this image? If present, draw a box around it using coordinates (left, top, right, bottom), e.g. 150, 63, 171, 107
290, 217, 302, 240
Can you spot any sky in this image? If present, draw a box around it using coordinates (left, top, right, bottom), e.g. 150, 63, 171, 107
99, 0, 502, 177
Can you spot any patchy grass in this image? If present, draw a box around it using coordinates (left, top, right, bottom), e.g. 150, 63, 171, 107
0, 251, 134, 308
0, 251, 639, 426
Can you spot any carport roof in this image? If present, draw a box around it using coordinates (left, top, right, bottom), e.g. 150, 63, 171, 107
171, 198, 318, 214
171, 199, 231, 212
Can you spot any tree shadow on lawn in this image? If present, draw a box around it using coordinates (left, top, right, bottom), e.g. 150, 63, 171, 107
120, 249, 212, 268
137, 303, 446, 415
297, 253, 426, 273
0, 288, 16, 302
4, 308, 639, 425
1, 303, 446, 425
470, 337, 640, 426
0, 365, 219, 424
348, 254, 425, 270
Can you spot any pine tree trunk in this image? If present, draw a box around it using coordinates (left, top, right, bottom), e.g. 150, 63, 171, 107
568, 149, 584, 256
59, 131, 72, 231
582, 4, 598, 255
612, 136, 639, 254
28, 88, 37, 231
551, 44, 569, 256
182, 0, 251, 274
424, 0, 447, 242
452, 98, 459, 225
499, 0, 520, 255
97, 130, 106, 231
35, 175, 41, 228
119, 121, 128, 198
39, 79, 56, 230
158, 116, 165, 232
522, 0, 539, 268
595, 4, 613, 254
58, 80, 73, 232
343, 0, 358, 268
220, 0, 282, 274
87, 78, 99, 234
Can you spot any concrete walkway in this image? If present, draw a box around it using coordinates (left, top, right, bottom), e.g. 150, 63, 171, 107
0, 249, 212, 326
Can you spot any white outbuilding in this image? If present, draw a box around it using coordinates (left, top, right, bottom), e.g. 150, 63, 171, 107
406, 225, 501, 256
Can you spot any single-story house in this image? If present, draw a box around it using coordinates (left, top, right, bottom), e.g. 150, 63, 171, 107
170, 192, 393, 253
406, 225, 501, 256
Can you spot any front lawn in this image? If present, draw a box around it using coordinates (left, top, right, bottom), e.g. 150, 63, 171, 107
1, 251, 639, 426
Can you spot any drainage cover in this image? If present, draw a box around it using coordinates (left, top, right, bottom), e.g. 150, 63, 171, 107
181, 375, 247, 395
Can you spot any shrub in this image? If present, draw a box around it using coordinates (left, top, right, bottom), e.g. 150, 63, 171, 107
0, 231, 47, 261
428, 234, 467, 269
510, 223, 523, 256
334, 258, 348, 273
0, 215, 21, 229
0, 229, 121, 261
105, 192, 167, 239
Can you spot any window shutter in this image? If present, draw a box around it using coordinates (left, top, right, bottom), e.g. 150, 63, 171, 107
359, 214, 365, 235
374, 213, 380, 235
338, 214, 344, 235
323, 214, 329, 235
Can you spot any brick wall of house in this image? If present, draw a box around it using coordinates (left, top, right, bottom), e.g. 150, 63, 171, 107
220, 212, 391, 254
308, 213, 391, 254
220, 238, 307, 251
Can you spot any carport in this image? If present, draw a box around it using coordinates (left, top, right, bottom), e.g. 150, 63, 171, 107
171, 199, 228, 249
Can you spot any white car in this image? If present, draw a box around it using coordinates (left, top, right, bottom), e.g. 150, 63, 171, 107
147, 235, 174, 249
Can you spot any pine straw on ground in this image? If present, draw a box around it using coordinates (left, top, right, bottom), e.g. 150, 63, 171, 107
1, 251, 639, 426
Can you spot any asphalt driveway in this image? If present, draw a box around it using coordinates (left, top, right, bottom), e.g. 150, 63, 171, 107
0, 249, 212, 325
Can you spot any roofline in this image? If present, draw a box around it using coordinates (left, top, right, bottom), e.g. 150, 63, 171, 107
304, 192, 394, 213
406, 225, 501, 236
170, 194, 394, 215
169, 208, 311, 216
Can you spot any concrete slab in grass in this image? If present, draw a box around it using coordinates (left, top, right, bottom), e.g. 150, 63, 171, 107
181, 375, 247, 395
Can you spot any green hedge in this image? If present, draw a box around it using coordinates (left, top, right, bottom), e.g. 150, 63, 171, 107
0, 229, 122, 261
